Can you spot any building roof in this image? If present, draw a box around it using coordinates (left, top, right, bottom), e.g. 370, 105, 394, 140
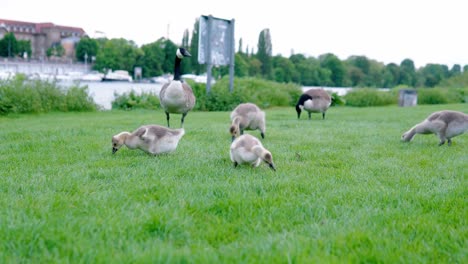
0, 18, 85, 35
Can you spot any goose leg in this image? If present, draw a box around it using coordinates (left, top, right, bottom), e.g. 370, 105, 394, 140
260, 132, 265, 139
438, 132, 447, 146
181, 112, 188, 128
322, 112, 326, 120
165, 111, 170, 127
447, 138, 452, 146
308, 112, 311, 120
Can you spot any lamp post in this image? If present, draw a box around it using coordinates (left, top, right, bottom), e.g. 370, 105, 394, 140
0, 23, 11, 59
84, 52, 88, 72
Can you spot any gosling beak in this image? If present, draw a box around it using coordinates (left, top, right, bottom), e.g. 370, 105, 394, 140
112, 147, 118, 154
269, 163, 276, 171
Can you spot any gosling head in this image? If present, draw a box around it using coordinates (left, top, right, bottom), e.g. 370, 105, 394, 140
401, 131, 413, 142
253, 146, 276, 171
111, 132, 127, 154
262, 151, 276, 171
229, 125, 240, 141
295, 104, 303, 119
176, 47, 191, 59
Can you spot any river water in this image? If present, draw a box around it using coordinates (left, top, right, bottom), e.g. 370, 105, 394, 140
66, 81, 353, 110
72, 81, 163, 110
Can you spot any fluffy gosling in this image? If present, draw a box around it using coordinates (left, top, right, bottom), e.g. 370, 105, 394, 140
230, 134, 276, 171
296, 88, 332, 120
112, 125, 185, 155
401, 110, 468, 146
230, 103, 266, 141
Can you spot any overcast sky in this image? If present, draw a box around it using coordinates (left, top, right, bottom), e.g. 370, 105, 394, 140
2, 0, 467, 68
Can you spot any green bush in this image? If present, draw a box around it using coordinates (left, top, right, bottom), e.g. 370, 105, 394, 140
65, 86, 98, 111
192, 77, 302, 111
416, 87, 467, 104
344, 88, 396, 107
330, 92, 346, 106
111, 90, 160, 110
0, 75, 97, 115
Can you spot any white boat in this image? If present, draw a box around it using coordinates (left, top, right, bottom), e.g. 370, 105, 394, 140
81, 71, 104, 82
102, 70, 132, 82
181, 73, 215, 84
0, 71, 15, 80
151, 74, 172, 84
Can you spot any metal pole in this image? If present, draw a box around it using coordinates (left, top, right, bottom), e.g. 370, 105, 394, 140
84, 52, 88, 72
206, 16, 213, 94
229, 19, 235, 92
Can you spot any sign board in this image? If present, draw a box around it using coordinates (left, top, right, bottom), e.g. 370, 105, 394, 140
134, 67, 142, 81
198, 15, 234, 66
198, 15, 235, 93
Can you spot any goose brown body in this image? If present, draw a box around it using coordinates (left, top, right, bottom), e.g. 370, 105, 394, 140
112, 125, 185, 154
401, 110, 468, 146
230, 134, 276, 170
229, 103, 266, 140
296, 89, 332, 120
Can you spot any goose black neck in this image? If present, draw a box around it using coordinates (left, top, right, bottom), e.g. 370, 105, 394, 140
173, 57, 182, 81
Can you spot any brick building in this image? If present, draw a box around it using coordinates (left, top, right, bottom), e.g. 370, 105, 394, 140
0, 18, 86, 60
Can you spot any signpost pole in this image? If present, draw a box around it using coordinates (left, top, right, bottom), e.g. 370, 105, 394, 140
206, 16, 213, 94
229, 19, 235, 93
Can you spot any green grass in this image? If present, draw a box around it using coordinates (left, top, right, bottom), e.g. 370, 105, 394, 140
1, 104, 467, 263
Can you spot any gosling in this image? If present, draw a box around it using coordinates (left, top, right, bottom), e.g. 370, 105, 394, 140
230, 103, 266, 141
112, 125, 185, 155
401, 110, 468, 146
159, 47, 195, 127
296, 88, 332, 120
230, 134, 276, 171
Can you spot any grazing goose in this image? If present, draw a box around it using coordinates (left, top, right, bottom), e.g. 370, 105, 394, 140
401, 110, 468, 146
230, 134, 276, 171
112, 125, 185, 155
296, 89, 332, 120
230, 103, 266, 141
159, 47, 195, 127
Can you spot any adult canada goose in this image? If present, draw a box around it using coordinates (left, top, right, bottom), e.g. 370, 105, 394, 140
230, 134, 276, 171
159, 47, 195, 127
401, 110, 468, 146
296, 89, 332, 120
112, 125, 185, 155
229, 103, 266, 141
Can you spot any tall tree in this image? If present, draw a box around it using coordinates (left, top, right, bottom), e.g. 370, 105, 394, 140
238, 38, 243, 54
190, 18, 202, 74
382, 63, 400, 88
399, 58, 417, 87
449, 64, 461, 77
234, 53, 248, 77
181, 29, 192, 74
257, 28, 272, 78
272, 55, 295, 83
94, 38, 142, 74
139, 40, 166, 77
0, 32, 18, 57
76, 37, 99, 62
16, 39, 32, 58
419, 63, 449, 87
320, 53, 346, 87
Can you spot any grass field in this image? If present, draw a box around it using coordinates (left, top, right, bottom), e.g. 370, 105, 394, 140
1, 104, 467, 263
